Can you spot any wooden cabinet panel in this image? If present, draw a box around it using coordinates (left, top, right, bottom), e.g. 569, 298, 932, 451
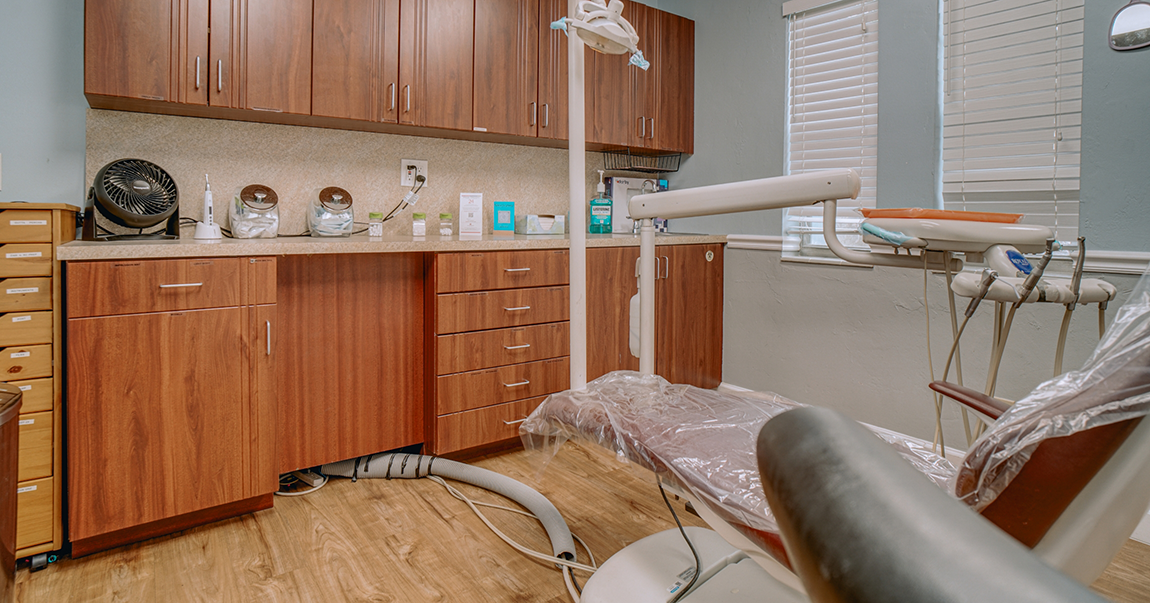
436, 249, 569, 293
9, 378, 52, 415
435, 396, 547, 454
0, 245, 52, 277
474, 0, 539, 136
245, 257, 277, 305
0, 211, 53, 243
585, 2, 634, 148
276, 253, 424, 473
66, 258, 241, 318
17, 412, 52, 482
0, 312, 52, 348
656, 244, 723, 388
241, 0, 313, 114
208, 0, 236, 108
15, 477, 52, 551
0, 279, 51, 313
248, 304, 277, 497
312, 0, 401, 123
655, 10, 694, 153
0, 345, 51, 381
437, 357, 568, 415
631, 2, 657, 148
436, 286, 569, 334
84, 0, 175, 101
587, 246, 640, 380
399, 0, 474, 130
178, 0, 210, 105
437, 322, 568, 375
67, 308, 248, 539
537, 0, 568, 140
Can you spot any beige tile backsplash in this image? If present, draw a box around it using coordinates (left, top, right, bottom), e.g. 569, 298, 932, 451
86, 109, 608, 237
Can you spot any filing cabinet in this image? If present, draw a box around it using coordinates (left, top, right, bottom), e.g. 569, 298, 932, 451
428, 249, 570, 455
0, 203, 76, 560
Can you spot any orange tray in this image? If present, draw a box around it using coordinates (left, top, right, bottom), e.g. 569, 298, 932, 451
859, 208, 1022, 223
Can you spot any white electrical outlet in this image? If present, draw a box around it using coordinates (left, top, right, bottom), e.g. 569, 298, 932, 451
400, 159, 428, 187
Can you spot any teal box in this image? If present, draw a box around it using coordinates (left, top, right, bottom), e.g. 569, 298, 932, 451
494, 201, 515, 232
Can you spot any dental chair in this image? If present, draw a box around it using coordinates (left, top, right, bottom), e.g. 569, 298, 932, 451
520, 266, 1150, 600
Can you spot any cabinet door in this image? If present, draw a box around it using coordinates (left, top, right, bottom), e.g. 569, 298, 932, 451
84, 0, 176, 101
248, 304, 277, 497
630, 2, 657, 149
208, 0, 236, 108
399, 0, 474, 130
587, 246, 640, 380
654, 10, 694, 153
312, 0, 400, 122
179, 0, 210, 105
656, 244, 723, 388
67, 308, 247, 540
241, 0, 314, 114
537, 0, 568, 140
474, 0, 539, 136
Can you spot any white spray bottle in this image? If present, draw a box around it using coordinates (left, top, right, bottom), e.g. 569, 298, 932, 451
194, 174, 222, 240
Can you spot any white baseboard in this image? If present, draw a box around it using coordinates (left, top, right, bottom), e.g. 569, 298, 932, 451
1132, 510, 1150, 545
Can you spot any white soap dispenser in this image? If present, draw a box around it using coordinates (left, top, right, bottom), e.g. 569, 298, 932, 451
195, 174, 222, 240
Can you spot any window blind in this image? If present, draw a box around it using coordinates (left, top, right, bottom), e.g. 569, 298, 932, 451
786, 0, 878, 251
943, 0, 1083, 245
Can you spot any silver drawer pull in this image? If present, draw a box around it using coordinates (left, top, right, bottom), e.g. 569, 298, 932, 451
503, 380, 530, 388
503, 306, 531, 311
266, 320, 271, 356
503, 418, 527, 425
504, 344, 531, 350
504, 267, 531, 272
159, 282, 203, 289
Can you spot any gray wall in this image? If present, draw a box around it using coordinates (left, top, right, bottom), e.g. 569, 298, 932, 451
0, 1, 86, 206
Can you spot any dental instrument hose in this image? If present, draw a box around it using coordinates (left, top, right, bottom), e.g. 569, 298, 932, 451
984, 239, 1056, 399
1054, 237, 1088, 377
940, 269, 998, 445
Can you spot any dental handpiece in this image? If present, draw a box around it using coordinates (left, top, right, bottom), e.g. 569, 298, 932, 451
1016, 238, 1056, 305
1068, 236, 1086, 310
965, 269, 998, 318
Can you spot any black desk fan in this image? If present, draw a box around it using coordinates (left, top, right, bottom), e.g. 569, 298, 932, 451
82, 158, 180, 240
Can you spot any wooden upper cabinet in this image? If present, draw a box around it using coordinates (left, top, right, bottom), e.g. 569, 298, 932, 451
630, 2, 657, 149
537, 0, 568, 140
654, 10, 694, 153
584, 0, 634, 148
312, 0, 401, 122
84, 0, 177, 101
400, 0, 474, 130
474, 0, 539, 137
241, 0, 313, 114
180, 0, 210, 105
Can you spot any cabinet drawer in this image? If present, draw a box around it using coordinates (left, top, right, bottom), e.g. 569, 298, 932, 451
0, 344, 51, 380
435, 396, 547, 454
437, 286, 568, 334
0, 311, 52, 347
16, 476, 53, 550
0, 244, 52, 277
67, 258, 242, 318
9, 377, 52, 414
0, 278, 51, 313
18, 411, 52, 482
436, 249, 569, 293
0, 210, 53, 243
437, 322, 569, 375
437, 357, 568, 414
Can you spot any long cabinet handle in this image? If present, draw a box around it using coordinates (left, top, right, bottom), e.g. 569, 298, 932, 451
503, 306, 531, 311
663, 255, 670, 279
530, 102, 537, 126
159, 282, 203, 289
405, 85, 410, 112
217, 59, 222, 92
504, 343, 531, 350
503, 418, 528, 425
654, 256, 661, 280
266, 320, 271, 356
503, 380, 530, 388
389, 83, 396, 111
649, 117, 655, 140
195, 56, 201, 89
543, 103, 549, 128
638, 116, 645, 139
504, 267, 531, 272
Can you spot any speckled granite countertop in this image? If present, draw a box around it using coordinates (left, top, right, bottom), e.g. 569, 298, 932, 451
57, 233, 727, 261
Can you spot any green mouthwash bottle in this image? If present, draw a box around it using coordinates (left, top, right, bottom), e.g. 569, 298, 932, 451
589, 170, 612, 234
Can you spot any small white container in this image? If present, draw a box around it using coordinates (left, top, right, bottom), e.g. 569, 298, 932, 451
412, 212, 426, 236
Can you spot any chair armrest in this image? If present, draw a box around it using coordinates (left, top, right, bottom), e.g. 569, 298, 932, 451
930, 380, 1009, 419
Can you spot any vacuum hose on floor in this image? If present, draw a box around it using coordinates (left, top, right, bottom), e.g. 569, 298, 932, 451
321, 453, 577, 562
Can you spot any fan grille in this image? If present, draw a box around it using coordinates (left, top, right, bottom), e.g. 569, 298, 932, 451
102, 160, 178, 216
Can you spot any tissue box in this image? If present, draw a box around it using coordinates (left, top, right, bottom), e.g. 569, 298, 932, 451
515, 214, 566, 235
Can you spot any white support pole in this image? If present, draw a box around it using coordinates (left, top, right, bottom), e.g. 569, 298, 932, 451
639, 218, 656, 375
568, 0, 588, 391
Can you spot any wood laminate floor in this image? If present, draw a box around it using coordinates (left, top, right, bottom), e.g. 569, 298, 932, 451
13, 442, 1150, 602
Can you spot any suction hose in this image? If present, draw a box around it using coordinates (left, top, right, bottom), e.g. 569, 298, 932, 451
321, 453, 577, 562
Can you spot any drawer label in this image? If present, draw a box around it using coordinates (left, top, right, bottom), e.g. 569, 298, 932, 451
18, 419, 33, 426
17, 385, 30, 391
6, 288, 37, 295
9, 351, 29, 358
9, 220, 47, 226
5, 252, 42, 259
16, 485, 36, 494
11, 315, 31, 323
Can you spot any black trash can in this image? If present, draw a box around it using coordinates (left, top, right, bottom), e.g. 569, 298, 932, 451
0, 384, 22, 603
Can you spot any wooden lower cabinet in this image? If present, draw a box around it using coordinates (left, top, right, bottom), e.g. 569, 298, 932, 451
435, 396, 548, 454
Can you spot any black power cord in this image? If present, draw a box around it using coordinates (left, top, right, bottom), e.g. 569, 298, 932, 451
658, 480, 701, 602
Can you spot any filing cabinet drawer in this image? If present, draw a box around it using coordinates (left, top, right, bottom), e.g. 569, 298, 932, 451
18, 411, 52, 482
0, 210, 53, 243
437, 286, 568, 334
435, 396, 547, 454
0, 311, 52, 347
437, 249, 569, 293
437, 322, 569, 375
67, 258, 242, 318
9, 377, 52, 414
0, 278, 51, 313
16, 476, 53, 550
437, 357, 568, 414
0, 244, 52, 277
0, 344, 51, 380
